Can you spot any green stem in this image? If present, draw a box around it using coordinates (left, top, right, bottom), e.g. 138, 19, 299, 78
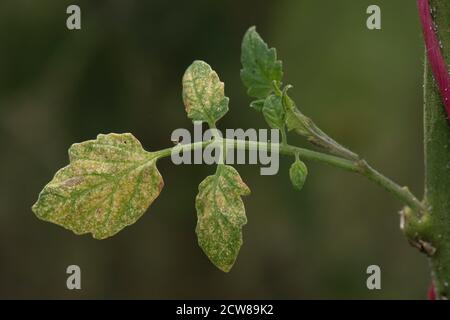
280, 128, 288, 146
153, 138, 425, 213
423, 0, 450, 299
153, 141, 211, 159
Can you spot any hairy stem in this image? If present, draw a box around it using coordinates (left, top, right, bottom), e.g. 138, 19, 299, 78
419, 0, 450, 299
153, 138, 424, 214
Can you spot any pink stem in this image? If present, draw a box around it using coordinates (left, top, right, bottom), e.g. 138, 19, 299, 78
417, 0, 450, 121
428, 281, 436, 300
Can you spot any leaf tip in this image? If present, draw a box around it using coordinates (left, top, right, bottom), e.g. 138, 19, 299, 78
245, 25, 257, 36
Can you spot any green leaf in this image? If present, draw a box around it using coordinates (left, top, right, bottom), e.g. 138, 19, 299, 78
182, 60, 229, 125
250, 99, 265, 112
285, 105, 311, 136
240, 26, 283, 99
282, 87, 310, 136
262, 94, 285, 130
195, 165, 251, 272
32, 133, 164, 240
289, 159, 308, 191
283, 87, 359, 160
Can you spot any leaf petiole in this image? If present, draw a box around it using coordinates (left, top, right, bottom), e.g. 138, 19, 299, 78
153, 137, 425, 215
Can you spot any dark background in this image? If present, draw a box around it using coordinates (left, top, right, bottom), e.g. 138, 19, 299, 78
0, 0, 428, 299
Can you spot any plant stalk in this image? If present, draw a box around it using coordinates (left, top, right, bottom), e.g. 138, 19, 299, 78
153, 137, 425, 214
419, 0, 450, 299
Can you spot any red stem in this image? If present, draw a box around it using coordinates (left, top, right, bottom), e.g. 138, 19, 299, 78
417, 0, 450, 121
428, 281, 436, 300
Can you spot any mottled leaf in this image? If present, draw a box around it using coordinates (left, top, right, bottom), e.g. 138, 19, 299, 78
289, 159, 308, 191
263, 94, 285, 130
241, 26, 283, 99
195, 165, 251, 272
32, 133, 164, 239
182, 60, 229, 124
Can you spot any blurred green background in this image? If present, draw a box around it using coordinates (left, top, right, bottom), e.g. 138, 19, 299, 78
0, 0, 429, 299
